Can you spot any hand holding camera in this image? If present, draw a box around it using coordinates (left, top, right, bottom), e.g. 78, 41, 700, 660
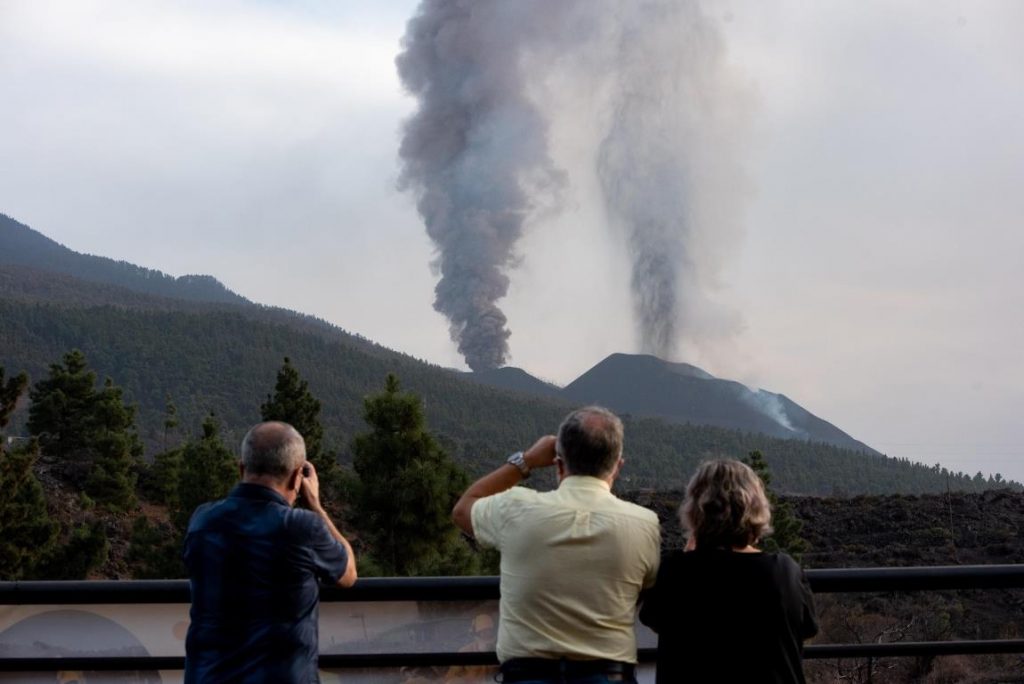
299, 461, 322, 511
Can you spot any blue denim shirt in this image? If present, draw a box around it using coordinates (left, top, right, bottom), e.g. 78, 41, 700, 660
183, 483, 349, 684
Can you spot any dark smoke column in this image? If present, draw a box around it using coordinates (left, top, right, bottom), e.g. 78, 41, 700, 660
396, 0, 560, 371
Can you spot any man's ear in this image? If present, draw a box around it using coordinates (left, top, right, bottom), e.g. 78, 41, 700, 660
611, 457, 624, 480
288, 466, 303, 492
238, 461, 245, 480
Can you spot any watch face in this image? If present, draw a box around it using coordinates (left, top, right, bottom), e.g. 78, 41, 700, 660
508, 452, 528, 475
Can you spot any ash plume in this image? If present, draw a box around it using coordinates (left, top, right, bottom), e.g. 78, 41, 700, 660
397, 0, 748, 368
396, 0, 564, 371
596, 1, 748, 360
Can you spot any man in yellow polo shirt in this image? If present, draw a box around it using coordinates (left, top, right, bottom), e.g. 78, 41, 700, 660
452, 406, 661, 684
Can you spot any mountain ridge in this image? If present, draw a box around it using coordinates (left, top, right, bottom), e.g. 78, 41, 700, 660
0, 212, 1001, 495
0, 213, 249, 306
470, 353, 878, 455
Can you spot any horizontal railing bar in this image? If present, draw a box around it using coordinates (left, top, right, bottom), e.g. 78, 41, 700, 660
4, 567, 1024, 672
0, 579, 189, 605
803, 639, 1024, 658
0, 576, 499, 605
0, 656, 184, 672
3, 565, 1024, 605
5, 640, 1024, 672
807, 564, 1024, 592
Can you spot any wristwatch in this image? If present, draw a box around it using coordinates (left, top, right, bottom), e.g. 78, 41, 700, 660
506, 451, 530, 478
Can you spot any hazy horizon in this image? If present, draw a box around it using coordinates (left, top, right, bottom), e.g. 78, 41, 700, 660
1, 1, 1021, 481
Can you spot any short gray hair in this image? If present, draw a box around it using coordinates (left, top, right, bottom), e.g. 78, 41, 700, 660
682, 459, 773, 549
555, 406, 624, 477
241, 421, 306, 481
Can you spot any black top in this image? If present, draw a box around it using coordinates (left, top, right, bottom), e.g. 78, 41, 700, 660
183, 483, 350, 684
639, 549, 818, 684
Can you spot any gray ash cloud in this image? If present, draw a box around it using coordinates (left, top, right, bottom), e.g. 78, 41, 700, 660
396, 0, 564, 371
397, 0, 747, 368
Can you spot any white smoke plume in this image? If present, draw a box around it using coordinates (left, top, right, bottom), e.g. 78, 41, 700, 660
741, 387, 800, 434
595, 2, 750, 360
397, 0, 749, 369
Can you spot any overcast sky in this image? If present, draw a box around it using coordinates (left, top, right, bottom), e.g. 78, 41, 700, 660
2, 1, 1021, 481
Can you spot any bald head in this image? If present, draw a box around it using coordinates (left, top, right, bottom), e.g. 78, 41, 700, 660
241, 421, 306, 483
555, 406, 624, 478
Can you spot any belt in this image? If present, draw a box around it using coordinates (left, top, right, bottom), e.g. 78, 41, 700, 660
499, 657, 635, 682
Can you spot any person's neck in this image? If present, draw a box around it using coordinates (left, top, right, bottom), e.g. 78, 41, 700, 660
732, 544, 761, 553
557, 469, 616, 487
243, 475, 295, 505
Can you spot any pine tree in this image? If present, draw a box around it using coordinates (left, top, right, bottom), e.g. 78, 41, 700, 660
173, 413, 238, 533
352, 374, 476, 576
37, 521, 109, 580
744, 450, 809, 561
140, 397, 183, 504
162, 395, 179, 452
129, 414, 236, 578
128, 516, 185, 579
26, 350, 141, 510
0, 366, 59, 580
0, 440, 60, 579
0, 366, 27, 427
27, 350, 97, 460
146, 446, 183, 506
83, 378, 141, 511
261, 357, 342, 497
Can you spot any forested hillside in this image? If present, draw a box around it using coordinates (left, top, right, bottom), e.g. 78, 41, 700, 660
1, 213, 1012, 495
0, 294, 1008, 495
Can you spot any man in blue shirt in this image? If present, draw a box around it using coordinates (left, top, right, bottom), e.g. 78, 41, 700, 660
184, 421, 357, 684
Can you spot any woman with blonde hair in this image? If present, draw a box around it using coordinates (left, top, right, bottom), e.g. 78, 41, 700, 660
640, 459, 818, 683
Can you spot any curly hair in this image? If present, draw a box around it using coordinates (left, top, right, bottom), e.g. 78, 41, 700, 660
681, 459, 773, 549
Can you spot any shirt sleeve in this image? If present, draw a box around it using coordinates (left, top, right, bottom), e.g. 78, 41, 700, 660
798, 568, 819, 640
307, 515, 350, 585
782, 554, 819, 640
639, 552, 672, 632
470, 490, 512, 549
642, 521, 662, 589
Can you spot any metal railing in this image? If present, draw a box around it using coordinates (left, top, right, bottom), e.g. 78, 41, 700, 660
2, 565, 1024, 671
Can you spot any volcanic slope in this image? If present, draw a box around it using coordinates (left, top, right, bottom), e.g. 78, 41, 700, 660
0, 213, 1001, 494
470, 355, 877, 454
560, 353, 878, 454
